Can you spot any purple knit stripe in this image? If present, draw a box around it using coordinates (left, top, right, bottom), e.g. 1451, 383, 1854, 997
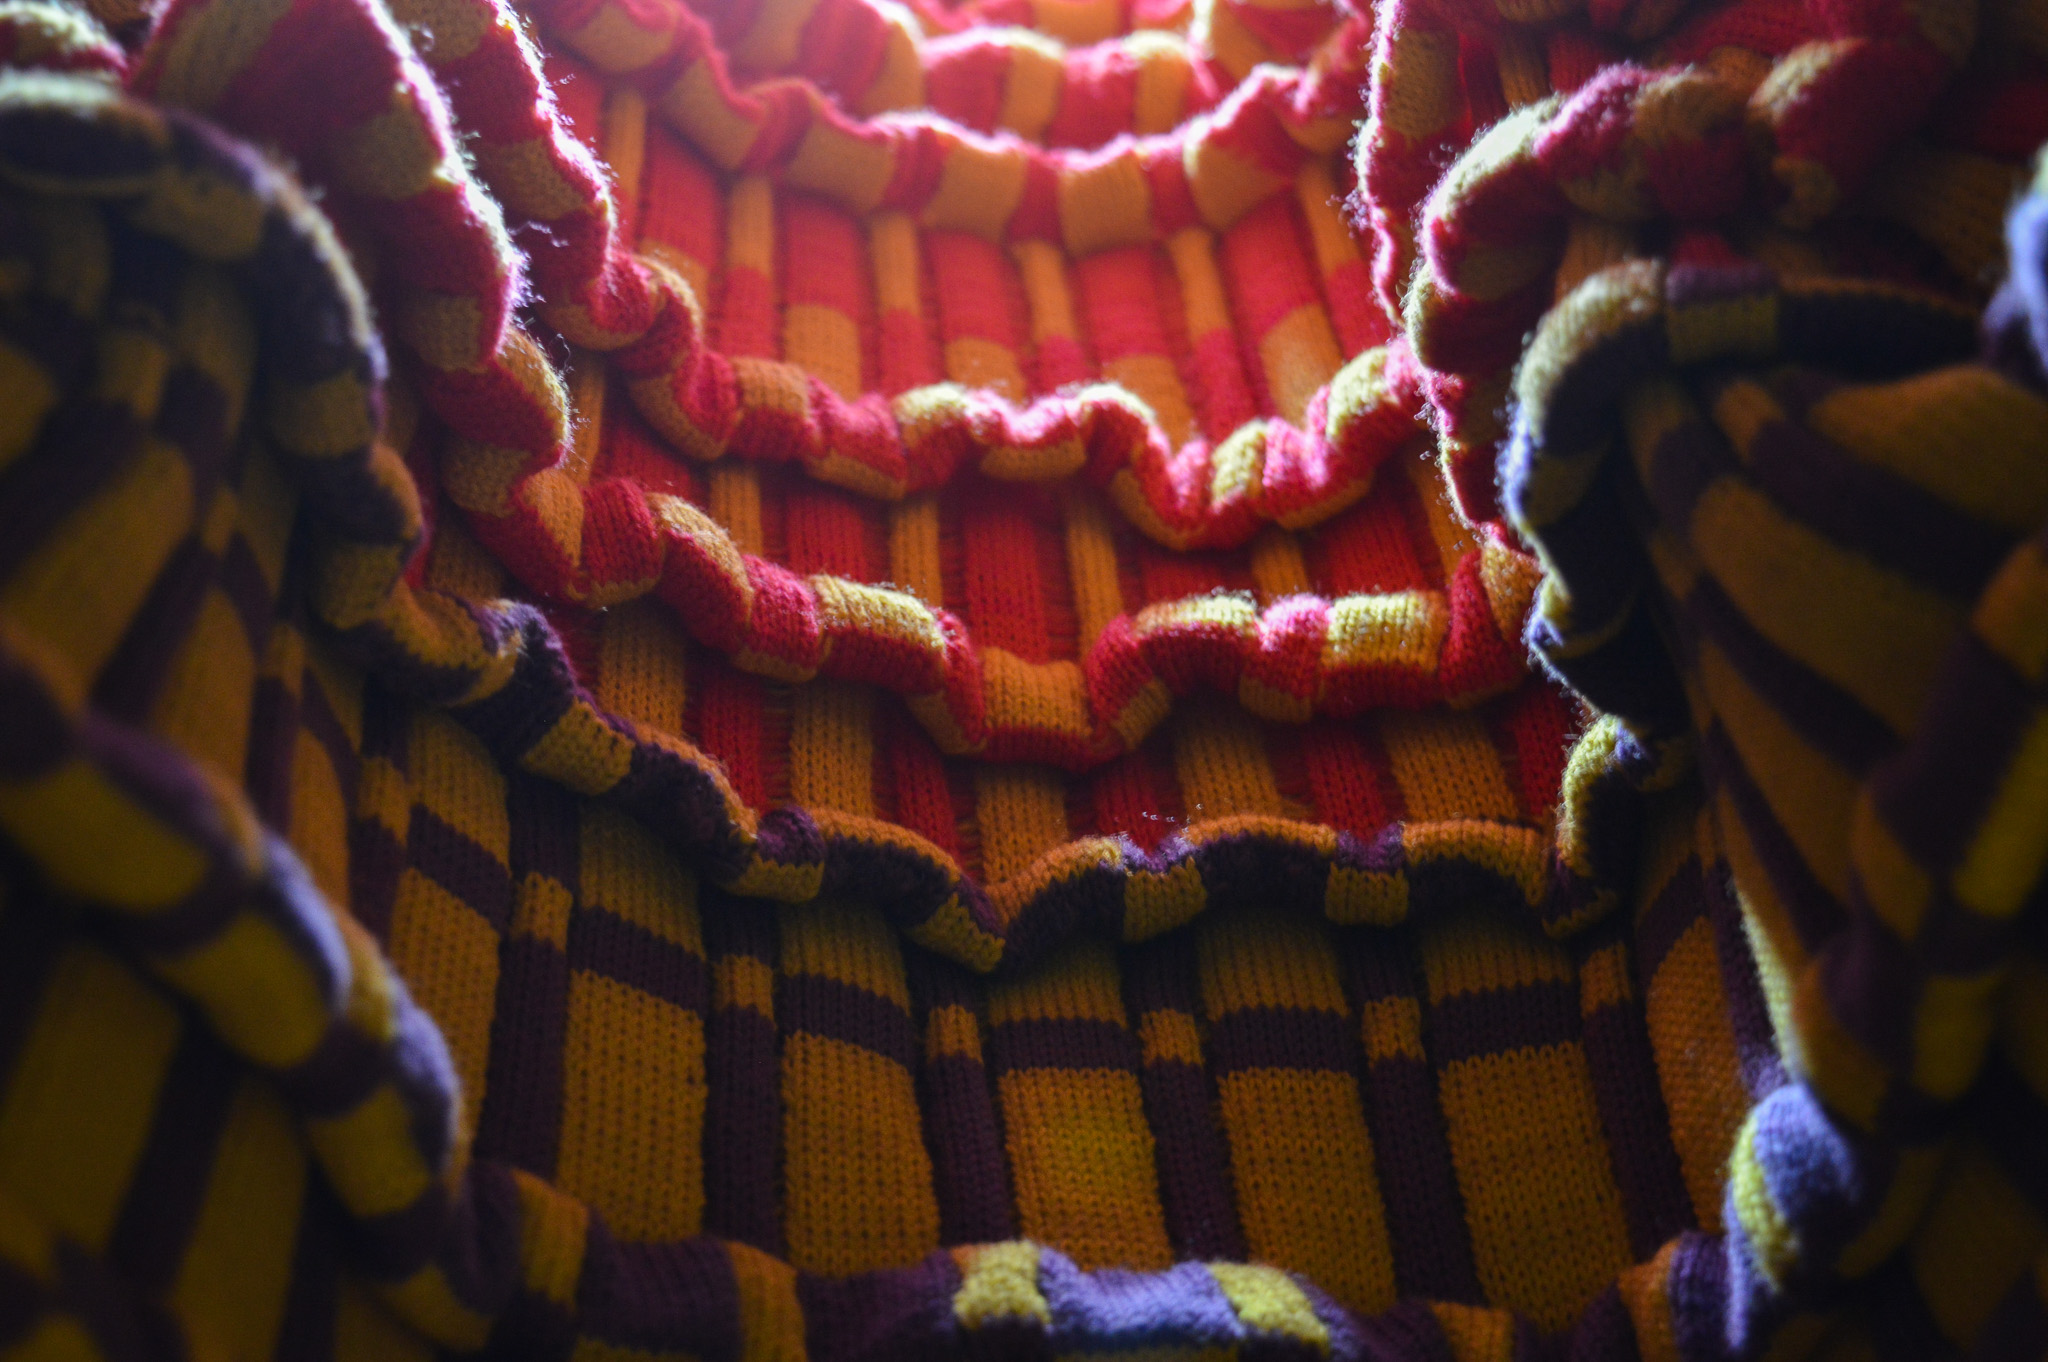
88, 535, 219, 725
1699, 722, 1848, 957
1566, 1283, 1643, 1362
700, 894, 783, 1255
1665, 262, 1778, 309
797, 1249, 960, 1362
1578, 930, 1697, 1259
576, 1224, 741, 1361
106, 1025, 241, 1295
1205, 1005, 1356, 1074
1345, 1295, 1459, 1362
777, 972, 919, 1071
1427, 978, 1580, 1064
406, 805, 515, 933
1038, 1255, 1239, 1350
1740, 411, 2018, 602
1680, 577, 1893, 774
986, 1016, 1140, 1073
1866, 629, 2036, 877
1703, 861, 1786, 1099
1123, 934, 1245, 1262
1663, 1231, 1730, 1362
1341, 932, 1482, 1305
904, 953, 1014, 1245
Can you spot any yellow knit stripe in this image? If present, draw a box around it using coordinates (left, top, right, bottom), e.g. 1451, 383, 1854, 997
1421, 910, 1633, 1332
985, 940, 1173, 1271
1197, 907, 1397, 1315
170, 1078, 307, 1362
0, 943, 182, 1251
789, 682, 877, 818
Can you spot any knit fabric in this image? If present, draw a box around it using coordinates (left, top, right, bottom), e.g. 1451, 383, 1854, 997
0, 0, 2042, 1356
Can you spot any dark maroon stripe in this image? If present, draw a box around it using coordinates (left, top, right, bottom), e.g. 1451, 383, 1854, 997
89, 536, 216, 724
1633, 853, 1711, 990
241, 671, 300, 831
1864, 1256, 1953, 1362
1742, 411, 2016, 601
1869, 630, 2035, 874
297, 670, 361, 814
434, 1163, 522, 1313
567, 905, 711, 1015
1566, 1284, 1641, 1362
475, 935, 570, 1176
1122, 935, 1244, 1261
274, 1176, 341, 1362
1341, 933, 1482, 1305
1975, 1259, 2048, 1362
152, 364, 234, 499
1639, 405, 1722, 538
1205, 1006, 1357, 1074
278, 1017, 385, 1119
108, 1025, 240, 1292
479, 774, 577, 1171
1427, 978, 1580, 1065
905, 954, 1013, 1245
1971, 1058, 2048, 1219
0, 1259, 40, 1350
799, 1249, 959, 1362
986, 1016, 1139, 1074
1682, 576, 1894, 774
407, 806, 512, 932
578, 1224, 741, 1362
918, 1055, 1017, 1245
777, 972, 918, 1071
1701, 721, 1848, 953
346, 687, 412, 944
0, 399, 145, 583
214, 535, 275, 658
1577, 931, 1697, 1258
701, 895, 783, 1254
0, 882, 65, 1102
1776, 283, 1978, 378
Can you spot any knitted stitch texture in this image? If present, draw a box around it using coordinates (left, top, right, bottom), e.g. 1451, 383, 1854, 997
0, 0, 2041, 1356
